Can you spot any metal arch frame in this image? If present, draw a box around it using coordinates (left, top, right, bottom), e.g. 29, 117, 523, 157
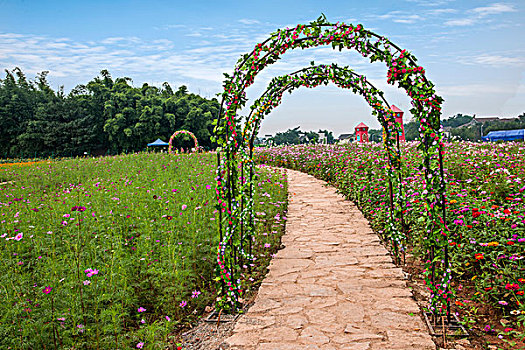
168, 130, 199, 153
214, 16, 449, 319
240, 63, 406, 256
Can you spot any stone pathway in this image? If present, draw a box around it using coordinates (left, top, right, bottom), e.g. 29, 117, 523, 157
224, 169, 435, 350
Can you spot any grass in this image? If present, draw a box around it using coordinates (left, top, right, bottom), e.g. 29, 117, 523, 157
0, 152, 288, 349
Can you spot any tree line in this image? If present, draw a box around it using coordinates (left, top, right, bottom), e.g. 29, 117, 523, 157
0, 68, 220, 158
264, 126, 335, 145
368, 113, 525, 142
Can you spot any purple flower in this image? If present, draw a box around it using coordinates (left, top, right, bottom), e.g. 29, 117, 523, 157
42, 286, 52, 294
137, 306, 146, 313
84, 268, 99, 278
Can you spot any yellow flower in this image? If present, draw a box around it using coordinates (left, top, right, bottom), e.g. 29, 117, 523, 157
450, 199, 457, 204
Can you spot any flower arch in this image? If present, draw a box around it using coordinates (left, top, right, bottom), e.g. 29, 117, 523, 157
243, 63, 406, 248
168, 130, 199, 153
215, 15, 449, 317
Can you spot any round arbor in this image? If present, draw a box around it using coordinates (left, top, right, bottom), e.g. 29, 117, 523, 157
214, 15, 448, 316
243, 63, 406, 249
168, 130, 199, 153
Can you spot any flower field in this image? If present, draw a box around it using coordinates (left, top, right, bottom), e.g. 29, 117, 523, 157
0, 152, 287, 349
256, 142, 525, 342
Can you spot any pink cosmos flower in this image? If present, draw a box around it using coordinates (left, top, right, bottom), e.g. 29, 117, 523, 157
42, 286, 52, 294
179, 300, 187, 308
136, 342, 144, 349
14, 233, 23, 241
137, 307, 146, 313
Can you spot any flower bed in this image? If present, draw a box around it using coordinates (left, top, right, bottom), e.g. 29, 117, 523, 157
256, 142, 525, 345
0, 152, 287, 349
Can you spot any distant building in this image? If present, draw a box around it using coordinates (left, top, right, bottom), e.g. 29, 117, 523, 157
317, 132, 327, 144
338, 133, 353, 144
474, 116, 500, 123
355, 122, 369, 143
391, 105, 406, 142
463, 116, 501, 128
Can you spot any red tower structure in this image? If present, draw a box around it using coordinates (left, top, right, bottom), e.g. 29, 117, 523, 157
391, 105, 406, 142
355, 122, 369, 143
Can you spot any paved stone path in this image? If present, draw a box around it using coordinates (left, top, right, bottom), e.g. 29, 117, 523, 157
225, 169, 435, 350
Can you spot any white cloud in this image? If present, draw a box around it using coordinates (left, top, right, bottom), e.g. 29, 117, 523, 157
154, 24, 187, 30
238, 19, 261, 25
439, 83, 514, 96
393, 15, 423, 24
472, 54, 524, 66
427, 8, 458, 15
472, 3, 516, 16
444, 18, 477, 26
458, 54, 525, 67
0, 32, 234, 86
445, 2, 517, 27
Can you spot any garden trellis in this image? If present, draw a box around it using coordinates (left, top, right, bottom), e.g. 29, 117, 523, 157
214, 15, 449, 318
243, 63, 406, 260
168, 130, 199, 153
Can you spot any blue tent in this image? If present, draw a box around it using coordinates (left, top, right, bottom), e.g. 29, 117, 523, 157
482, 129, 525, 142
147, 138, 169, 147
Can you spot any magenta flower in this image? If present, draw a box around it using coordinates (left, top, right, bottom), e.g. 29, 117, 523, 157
136, 342, 144, 349
191, 290, 201, 299
84, 268, 99, 277
42, 286, 52, 294
14, 233, 23, 241
182, 204, 187, 210
137, 306, 146, 313
165, 316, 171, 322
179, 300, 187, 308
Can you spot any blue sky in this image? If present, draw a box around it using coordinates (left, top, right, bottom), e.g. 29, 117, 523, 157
1, 0, 524, 135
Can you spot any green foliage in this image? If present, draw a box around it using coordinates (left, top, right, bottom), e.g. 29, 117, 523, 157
0, 69, 219, 158
270, 126, 335, 145
0, 152, 287, 349
442, 113, 474, 128
484, 113, 525, 134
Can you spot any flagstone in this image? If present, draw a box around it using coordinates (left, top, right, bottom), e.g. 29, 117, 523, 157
225, 170, 435, 350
